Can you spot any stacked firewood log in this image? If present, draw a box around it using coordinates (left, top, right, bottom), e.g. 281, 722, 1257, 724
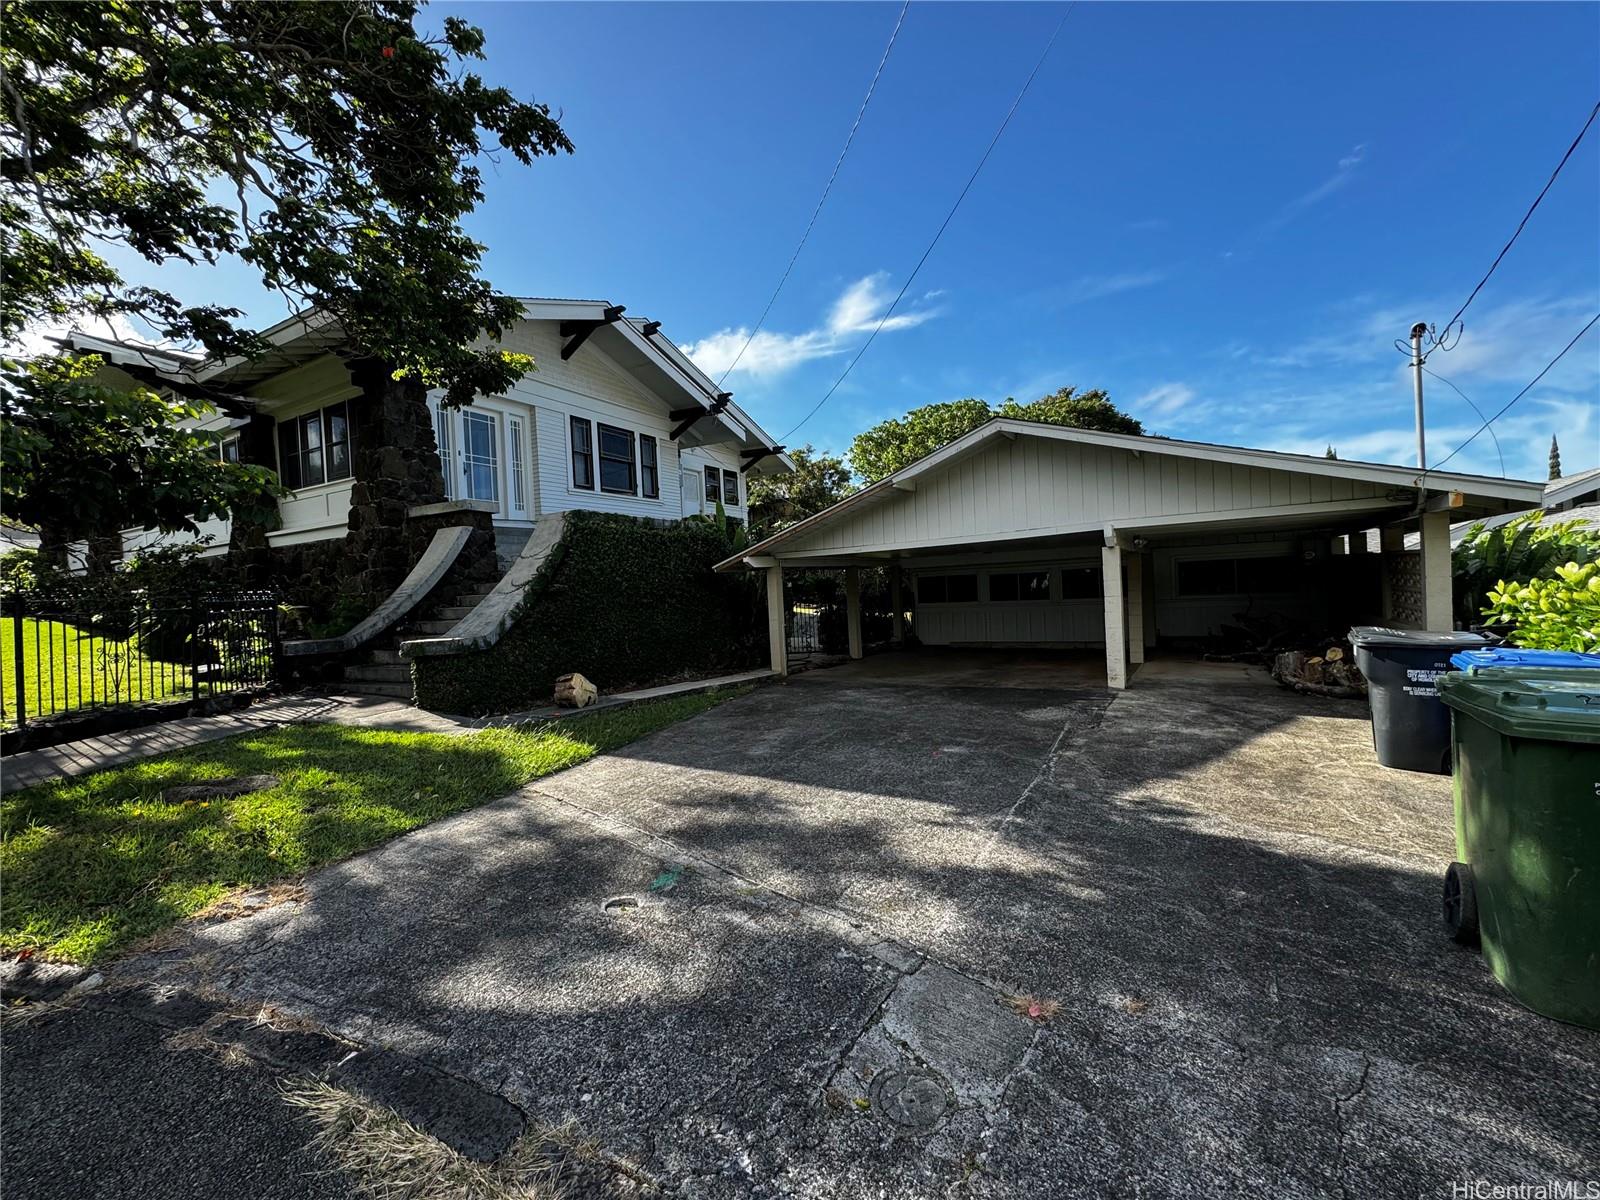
1271, 644, 1366, 698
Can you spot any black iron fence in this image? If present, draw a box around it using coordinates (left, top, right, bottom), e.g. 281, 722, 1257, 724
787, 602, 824, 655
2, 590, 279, 733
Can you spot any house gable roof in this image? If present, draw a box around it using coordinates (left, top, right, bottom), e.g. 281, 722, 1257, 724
718, 418, 1546, 570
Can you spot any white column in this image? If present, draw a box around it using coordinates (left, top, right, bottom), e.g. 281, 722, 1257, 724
1420, 508, 1454, 630
890, 564, 905, 644
1126, 551, 1145, 665
1102, 542, 1128, 689
845, 567, 863, 660
765, 564, 788, 676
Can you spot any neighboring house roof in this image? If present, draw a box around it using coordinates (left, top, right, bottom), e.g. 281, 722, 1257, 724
1545, 466, 1600, 509
722, 417, 1545, 570
1361, 468, 1600, 552
1436, 501, 1600, 550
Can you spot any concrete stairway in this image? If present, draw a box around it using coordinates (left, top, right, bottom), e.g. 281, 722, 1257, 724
339, 582, 496, 700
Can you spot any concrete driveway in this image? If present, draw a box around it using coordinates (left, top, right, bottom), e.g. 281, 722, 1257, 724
78, 657, 1600, 1196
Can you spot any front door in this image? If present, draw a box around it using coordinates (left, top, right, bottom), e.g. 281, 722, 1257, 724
462, 410, 500, 505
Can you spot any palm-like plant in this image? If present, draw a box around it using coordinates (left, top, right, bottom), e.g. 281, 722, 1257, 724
1453, 512, 1600, 625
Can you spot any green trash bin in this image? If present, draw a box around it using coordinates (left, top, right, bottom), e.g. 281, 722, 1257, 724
1437, 669, 1600, 1030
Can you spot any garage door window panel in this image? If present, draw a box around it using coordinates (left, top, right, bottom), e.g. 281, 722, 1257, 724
1061, 565, 1102, 599
989, 571, 1050, 602
918, 574, 978, 604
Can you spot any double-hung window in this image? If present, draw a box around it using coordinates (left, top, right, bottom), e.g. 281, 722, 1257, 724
721, 469, 739, 507
218, 434, 241, 464
570, 416, 595, 490
704, 465, 722, 504
598, 423, 636, 494
276, 402, 351, 490
640, 435, 660, 499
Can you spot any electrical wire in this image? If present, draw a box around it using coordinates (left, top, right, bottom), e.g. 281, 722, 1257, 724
1420, 365, 1506, 477
714, 0, 911, 386
780, 4, 1075, 441
1416, 98, 1600, 363
1425, 311, 1600, 477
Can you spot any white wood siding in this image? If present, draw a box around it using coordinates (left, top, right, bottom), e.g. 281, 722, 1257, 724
806, 437, 1387, 554
495, 321, 745, 521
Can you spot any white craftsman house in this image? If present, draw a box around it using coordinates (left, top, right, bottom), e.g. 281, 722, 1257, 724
719, 419, 1544, 689
60, 300, 792, 697
70, 299, 792, 571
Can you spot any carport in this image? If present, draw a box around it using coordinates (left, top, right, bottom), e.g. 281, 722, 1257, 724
717, 419, 1543, 688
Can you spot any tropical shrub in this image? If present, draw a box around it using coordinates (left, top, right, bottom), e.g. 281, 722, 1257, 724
1453, 513, 1600, 626
1484, 562, 1600, 652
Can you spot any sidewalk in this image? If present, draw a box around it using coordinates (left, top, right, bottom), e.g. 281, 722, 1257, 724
0, 669, 774, 794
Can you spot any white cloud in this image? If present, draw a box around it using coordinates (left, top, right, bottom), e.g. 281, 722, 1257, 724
4, 312, 150, 358
1057, 270, 1167, 305
1135, 382, 1196, 417
681, 273, 939, 379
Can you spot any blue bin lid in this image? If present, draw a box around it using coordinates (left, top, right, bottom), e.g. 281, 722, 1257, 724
1449, 647, 1600, 672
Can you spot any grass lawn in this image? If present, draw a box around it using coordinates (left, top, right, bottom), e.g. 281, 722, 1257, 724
1, 616, 193, 727
1, 688, 746, 965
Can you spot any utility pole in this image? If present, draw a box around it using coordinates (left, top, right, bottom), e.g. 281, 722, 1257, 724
1410, 322, 1428, 469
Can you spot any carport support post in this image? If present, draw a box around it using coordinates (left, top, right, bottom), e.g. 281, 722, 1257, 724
1101, 541, 1128, 689
1419, 508, 1453, 630
1126, 552, 1145, 665
765, 564, 788, 676
890, 564, 905, 644
1379, 525, 1405, 621
845, 567, 864, 660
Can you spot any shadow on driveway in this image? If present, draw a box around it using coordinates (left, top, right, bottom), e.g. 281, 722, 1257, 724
69, 668, 1600, 1197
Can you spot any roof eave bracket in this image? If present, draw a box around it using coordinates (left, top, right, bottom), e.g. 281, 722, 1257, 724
559, 305, 625, 361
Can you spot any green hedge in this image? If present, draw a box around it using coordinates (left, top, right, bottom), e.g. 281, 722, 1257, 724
413, 512, 765, 715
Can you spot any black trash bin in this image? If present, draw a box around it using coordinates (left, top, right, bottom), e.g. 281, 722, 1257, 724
1349, 627, 1492, 773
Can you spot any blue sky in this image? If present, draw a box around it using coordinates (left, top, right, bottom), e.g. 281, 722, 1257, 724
108, 2, 1600, 480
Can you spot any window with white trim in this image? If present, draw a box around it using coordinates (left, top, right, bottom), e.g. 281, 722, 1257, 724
570, 416, 594, 490
640, 435, 660, 499
462, 410, 499, 504
434, 403, 455, 500
704, 465, 721, 503
276, 401, 351, 490
508, 414, 527, 512
721, 469, 739, 507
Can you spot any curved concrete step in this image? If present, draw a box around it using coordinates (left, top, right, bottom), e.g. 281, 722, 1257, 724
402, 513, 567, 660
283, 526, 474, 659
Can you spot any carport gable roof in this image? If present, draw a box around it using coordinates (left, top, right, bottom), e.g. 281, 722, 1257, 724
717, 418, 1545, 569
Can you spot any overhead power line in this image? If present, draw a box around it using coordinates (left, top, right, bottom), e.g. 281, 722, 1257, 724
714, 0, 911, 386
1420, 365, 1505, 477
780, 4, 1076, 442
1426, 310, 1600, 476
1418, 98, 1600, 362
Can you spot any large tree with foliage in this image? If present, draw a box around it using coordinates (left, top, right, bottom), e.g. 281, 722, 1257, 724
1, 0, 571, 551
848, 388, 1142, 483
1, 356, 282, 558
746, 445, 856, 538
